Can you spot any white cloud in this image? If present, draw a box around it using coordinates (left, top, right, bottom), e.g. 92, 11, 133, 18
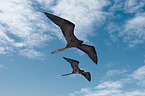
0, 0, 110, 59
50, 0, 110, 40
36, 0, 54, 9
109, 0, 125, 12
106, 22, 120, 45
119, 13, 145, 47
69, 65, 145, 96
109, 0, 145, 13
19, 48, 45, 59
129, 65, 145, 86
96, 81, 122, 89
124, 0, 145, 13
107, 0, 145, 47
106, 13, 145, 47
106, 69, 128, 77
0, 0, 54, 58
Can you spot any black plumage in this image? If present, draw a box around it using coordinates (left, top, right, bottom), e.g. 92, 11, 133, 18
44, 12, 98, 64
62, 57, 91, 82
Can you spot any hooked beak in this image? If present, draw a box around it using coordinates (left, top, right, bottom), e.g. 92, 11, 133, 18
82, 41, 89, 44
82, 71, 86, 73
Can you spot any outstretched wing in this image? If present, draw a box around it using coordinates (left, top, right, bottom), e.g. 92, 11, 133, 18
77, 44, 98, 64
63, 57, 80, 72
44, 12, 79, 43
81, 72, 91, 82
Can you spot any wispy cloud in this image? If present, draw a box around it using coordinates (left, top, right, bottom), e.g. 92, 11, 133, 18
0, 0, 54, 59
107, 0, 145, 48
124, 0, 145, 13
119, 13, 145, 47
50, 0, 110, 40
1, 0, 144, 59
129, 65, 145, 86
109, 0, 145, 13
106, 69, 128, 77
109, 0, 125, 12
0, 0, 110, 59
69, 65, 145, 96
96, 81, 122, 89
19, 48, 45, 59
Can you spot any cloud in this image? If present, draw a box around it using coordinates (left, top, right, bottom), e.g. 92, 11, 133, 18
19, 48, 45, 59
0, 0, 54, 58
50, 0, 110, 40
106, 69, 128, 77
69, 65, 145, 96
96, 81, 122, 89
119, 13, 145, 47
107, 0, 145, 48
129, 65, 145, 86
124, 0, 145, 13
0, 0, 110, 59
109, 0, 125, 12
36, 0, 54, 9
109, 0, 145, 13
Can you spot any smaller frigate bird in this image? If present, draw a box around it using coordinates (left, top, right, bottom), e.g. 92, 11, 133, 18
44, 12, 98, 64
62, 57, 91, 82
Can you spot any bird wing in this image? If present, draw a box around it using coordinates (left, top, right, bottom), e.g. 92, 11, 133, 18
77, 44, 98, 64
63, 57, 80, 72
81, 72, 91, 82
44, 12, 79, 43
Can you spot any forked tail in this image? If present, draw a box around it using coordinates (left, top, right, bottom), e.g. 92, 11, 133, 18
51, 47, 68, 54
61, 73, 73, 76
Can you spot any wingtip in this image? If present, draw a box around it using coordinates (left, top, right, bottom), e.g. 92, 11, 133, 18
63, 57, 67, 60
87, 77, 91, 82
44, 12, 47, 14
95, 61, 98, 65
50, 51, 55, 54
93, 57, 98, 65
95, 59, 98, 65
50, 51, 53, 54
44, 12, 51, 16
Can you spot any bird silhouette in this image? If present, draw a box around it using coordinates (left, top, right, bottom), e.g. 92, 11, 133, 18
44, 12, 98, 64
62, 57, 91, 82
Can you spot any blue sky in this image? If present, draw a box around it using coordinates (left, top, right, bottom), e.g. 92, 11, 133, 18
0, 0, 145, 96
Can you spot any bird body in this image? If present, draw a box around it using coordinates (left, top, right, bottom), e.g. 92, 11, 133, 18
62, 57, 91, 82
44, 12, 98, 64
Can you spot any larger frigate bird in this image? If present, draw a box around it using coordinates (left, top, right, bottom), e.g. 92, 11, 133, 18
62, 57, 91, 82
44, 12, 98, 64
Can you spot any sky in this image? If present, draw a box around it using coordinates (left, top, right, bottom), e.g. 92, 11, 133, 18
0, 0, 145, 96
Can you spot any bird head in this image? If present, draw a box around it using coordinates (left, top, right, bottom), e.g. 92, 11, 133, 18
82, 41, 89, 44
81, 70, 85, 73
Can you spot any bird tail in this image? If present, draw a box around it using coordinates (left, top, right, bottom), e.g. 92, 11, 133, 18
51, 47, 68, 54
61, 73, 73, 76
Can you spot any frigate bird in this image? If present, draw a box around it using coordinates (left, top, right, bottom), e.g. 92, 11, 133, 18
62, 57, 91, 82
44, 12, 98, 64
